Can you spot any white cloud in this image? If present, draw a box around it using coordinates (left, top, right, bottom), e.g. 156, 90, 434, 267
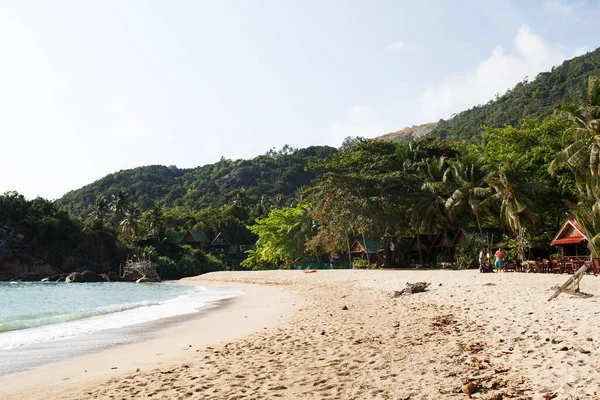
418, 25, 571, 121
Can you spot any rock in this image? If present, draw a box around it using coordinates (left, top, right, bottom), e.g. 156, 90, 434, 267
106, 271, 122, 282
80, 270, 106, 282
342, 305, 349, 310
461, 382, 476, 395
65, 272, 82, 283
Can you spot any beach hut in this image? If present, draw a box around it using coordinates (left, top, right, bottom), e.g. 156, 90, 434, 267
428, 230, 456, 264
452, 227, 504, 247
179, 229, 210, 250
210, 232, 233, 255
392, 237, 413, 267
350, 238, 382, 264
407, 234, 434, 265
551, 218, 589, 258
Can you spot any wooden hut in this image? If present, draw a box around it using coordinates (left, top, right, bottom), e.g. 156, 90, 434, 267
452, 227, 504, 247
210, 232, 233, 256
179, 229, 210, 250
407, 234, 434, 265
551, 219, 588, 258
351, 238, 382, 264
428, 230, 456, 264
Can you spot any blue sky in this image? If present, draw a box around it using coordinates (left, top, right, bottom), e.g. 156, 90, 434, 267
0, 0, 598, 199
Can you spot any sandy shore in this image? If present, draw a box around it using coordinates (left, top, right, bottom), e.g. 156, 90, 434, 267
0, 281, 298, 400
3, 269, 600, 399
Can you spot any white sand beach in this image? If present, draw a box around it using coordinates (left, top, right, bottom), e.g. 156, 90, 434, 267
2, 270, 600, 399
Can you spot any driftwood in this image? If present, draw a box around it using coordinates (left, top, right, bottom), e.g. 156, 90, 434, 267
122, 257, 160, 282
548, 264, 593, 301
393, 282, 431, 297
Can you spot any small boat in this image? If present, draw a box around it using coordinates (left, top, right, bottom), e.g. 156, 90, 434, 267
303, 269, 317, 274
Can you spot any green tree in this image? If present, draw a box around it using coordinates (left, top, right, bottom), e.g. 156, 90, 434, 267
485, 157, 542, 260
550, 73, 600, 182
242, 204, 314, 270
120, 203, 142, 238
445, 158, 491, 235
88, 196, 110, 228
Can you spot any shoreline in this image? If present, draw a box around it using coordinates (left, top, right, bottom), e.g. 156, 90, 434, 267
0, 280, 300, 400
3, 269, 600, 399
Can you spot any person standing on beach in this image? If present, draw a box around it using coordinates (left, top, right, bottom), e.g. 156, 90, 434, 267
479, 248, 486, 273
494, 248, 504, 272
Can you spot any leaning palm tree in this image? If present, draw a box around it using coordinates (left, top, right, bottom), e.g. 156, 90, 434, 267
485, 157, 542, 260
445, 158, 492, 235
549, 73, 600, 182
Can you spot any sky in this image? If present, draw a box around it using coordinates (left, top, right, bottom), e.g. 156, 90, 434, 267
0, 0, 598, 200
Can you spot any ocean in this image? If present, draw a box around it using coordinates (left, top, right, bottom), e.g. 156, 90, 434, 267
0, 281, 243, 374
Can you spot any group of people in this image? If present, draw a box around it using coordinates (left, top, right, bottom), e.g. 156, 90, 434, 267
478, 247, 504, 273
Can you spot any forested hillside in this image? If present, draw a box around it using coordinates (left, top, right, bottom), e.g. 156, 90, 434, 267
431, 47, 600, 141
57, 146, 337, 219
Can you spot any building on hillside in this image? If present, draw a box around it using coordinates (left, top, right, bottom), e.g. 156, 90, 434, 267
551, 219, 589, 258
210, 232, 234, 256
179, 229, 210, 250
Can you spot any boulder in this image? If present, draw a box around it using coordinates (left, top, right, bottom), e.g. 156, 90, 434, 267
80, 270, 106, 282
106, 271, 122, 282
65, 272, 82, 283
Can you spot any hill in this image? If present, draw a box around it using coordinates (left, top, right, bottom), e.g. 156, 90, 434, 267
430, 47, 600, 141
56, 146, 337, 219
374, 122, 438, 143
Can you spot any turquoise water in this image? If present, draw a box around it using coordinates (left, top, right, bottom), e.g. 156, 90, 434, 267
0, 281, 242, 350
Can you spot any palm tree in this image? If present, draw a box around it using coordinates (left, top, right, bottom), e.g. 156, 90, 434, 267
411, 156, 454, 233
445, 158, 492, 235
110, 190, 129, 223
549, 73, 600, 182
147, 206, 164, 239
120, 203, 142, 238
88, 196, 109, 227
485, 157, 542, 260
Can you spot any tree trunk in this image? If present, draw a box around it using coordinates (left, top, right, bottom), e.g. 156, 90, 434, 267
346, 231, 353, 269
475, 209, 483, 236
362, 232, 371, 268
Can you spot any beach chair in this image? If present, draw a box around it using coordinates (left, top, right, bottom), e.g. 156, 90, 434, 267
563, 261, 575, 275
504, 260, 516, 272
542, 259, 551, 273
551, 259, 562, 274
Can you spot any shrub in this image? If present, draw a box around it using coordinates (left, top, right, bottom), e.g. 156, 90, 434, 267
455, 234, 487, 269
